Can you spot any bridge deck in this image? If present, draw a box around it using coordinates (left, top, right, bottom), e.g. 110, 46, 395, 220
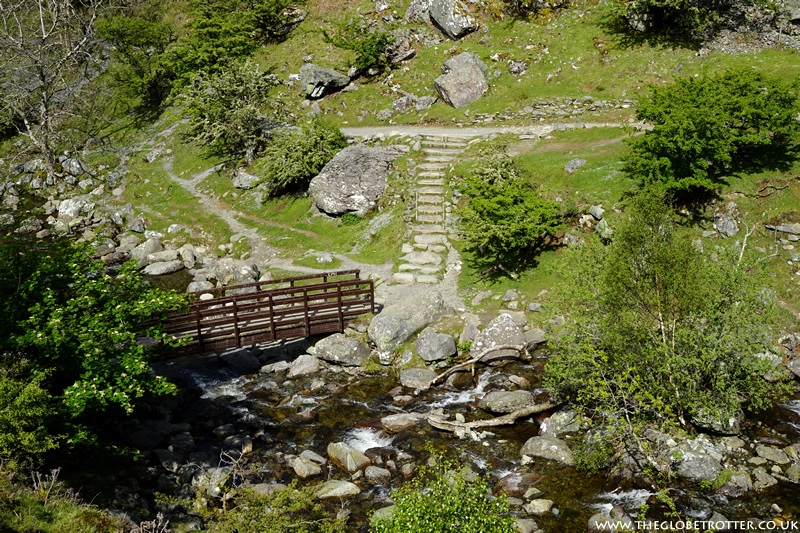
161, 270, 375, 356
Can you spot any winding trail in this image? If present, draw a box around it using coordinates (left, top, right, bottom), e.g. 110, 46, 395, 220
154, 122, 635, 307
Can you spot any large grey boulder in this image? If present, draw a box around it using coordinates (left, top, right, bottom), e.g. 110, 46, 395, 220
214, 258, 259, 286
131, 237, 164, 267
399, 367, 437, 389
788, 356, 800, 378
539, 407, 581, 437
327, 442, 370, 473
313, 333, 371, 367
429, 0, 478, 39
309, 145, 403, 216
415, 327, 456, 361
691, 408, 744, 435
434, 52, 488, 108
57, 197, 89, 220
406, 0, 432, 22
232, 169, 260, 190
520, 436, 575, 466
288, 354, 321, 378
143, 260, 185, 276
316, 480, 361, 500
299, 64, 350, 99
470, 313, 525, 363
479, 390, 535, 414
368, 290, 451, 353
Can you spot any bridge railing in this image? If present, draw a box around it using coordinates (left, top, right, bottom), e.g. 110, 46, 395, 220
160, 270, 374, 355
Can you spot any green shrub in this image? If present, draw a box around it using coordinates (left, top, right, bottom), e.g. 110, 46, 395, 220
370, 456, 516, 533
340, 213, 363, 226
323, 19, 392, 75
251, 119, 347, 196
0, 365, 60, 459
624, 69, 800, 199
183, 59, 287, 163
209, 482, 345, 533
457, 145, 561, 274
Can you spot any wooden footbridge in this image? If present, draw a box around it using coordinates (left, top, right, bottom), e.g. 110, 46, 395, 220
160, 269, 375, 356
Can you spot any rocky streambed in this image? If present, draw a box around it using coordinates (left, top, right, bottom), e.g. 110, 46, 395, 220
75, 290, 800, 532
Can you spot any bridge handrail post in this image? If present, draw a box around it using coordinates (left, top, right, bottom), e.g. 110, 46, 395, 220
369, 279, 375, 315
232, 300, 241, 348
337, 285, 344, 331
303, 287, 310, 336
196, 308, 204, 353
269, 293, 276, 340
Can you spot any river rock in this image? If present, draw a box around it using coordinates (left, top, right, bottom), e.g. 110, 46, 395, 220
365, 465, 392, 484
399, 367, 437, 389
153, 449, 183, 473
787, 357, 800, 378
786, 463, 800, 482
525, 328, 546, 346
309, 145, 403, 217
675, 452, 722, 482
368, 290, 451, 352
493, 472, 542, 498
327, 442, 370, 473
429, 0, 478, 39
752, 467, 778, 492
381, 413, 423, 432
316, 480, 361, 499
415, 327, 456, 361
148, 249, 179, 263
524, 499, 554, 515
192, 466, 232, 498
714, 202, 740, 237
299, 64, 350, 99
313, 333, 370, 366
214, 258, 259, 286
755, 444, 790, 465
479, 390, 534, 414
691, 408, 745, 435
221, 350, 261, 374
131, 237, 164, 267
57, 197, 88, 219
292, 457, 322, 479
520, 436, 575, 466
434, 52, 488, 108
288, 354, 321, 378
540, 407, 581, 437
717, 471, 753, 498
470, 313, 525, 363
143, 260, 184, 276
187, 281, 215, 294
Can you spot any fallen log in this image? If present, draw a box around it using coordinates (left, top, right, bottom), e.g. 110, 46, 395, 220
427, 401, 559, 433
426, 343, 525, 389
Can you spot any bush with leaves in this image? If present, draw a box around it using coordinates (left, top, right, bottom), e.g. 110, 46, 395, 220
183, 59, 289, 163
624, 69, 800, 198
544, 191, 793, 441
210, 482, 345, 533
250, 119, 346, 196
457, 145, 561, 273
0, 238, 186, 436
0, 364, 60, 459
323, 19, 392, 74
371, 454, 515, 533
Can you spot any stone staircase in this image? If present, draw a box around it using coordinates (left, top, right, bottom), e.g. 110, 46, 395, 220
391, 136, 469, 285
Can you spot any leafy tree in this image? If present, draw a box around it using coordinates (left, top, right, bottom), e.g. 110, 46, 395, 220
183, 59, 289, 163
0, 364, 60, 458
250, 119, 347, 196
250, 0, 307, 43
371, 455, 515, 533
323, 19, 392, 74
624, 69, 800, 198
0, 239, 186, 424
608, 0, 717, 38
0, 0, 105, 175
97, 2, 176, 112
458, 145, 561, 273
544, 192, 792, 442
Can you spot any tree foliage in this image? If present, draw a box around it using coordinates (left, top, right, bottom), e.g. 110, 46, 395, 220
251, 119, 346, 196
0, 238, 186, 454
458, 146, 561, 272
323, 19, 392, 74
371, 455, 515, 533
624, 69, 800, 197
544, 192, 792, 438
183, 59, 289, 163
0, 365, 60, 458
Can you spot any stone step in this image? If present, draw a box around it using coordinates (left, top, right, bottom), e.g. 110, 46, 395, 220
414, 224, 446, 234
418, 163, 449, 171
416, 172, 445, 179
415, 274, 440, 284
416, 214, 443, 223
414, 234, 447, 245
418, 205, 443, 215
399, 264, 441, 274
418, 186, 444, 195
418, 178, 445, 186
425, 155, 457, 163
389, 272, 415, 284
423, 148, 463, 155
421, 137, 469, 146
417, 195, 443, 204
